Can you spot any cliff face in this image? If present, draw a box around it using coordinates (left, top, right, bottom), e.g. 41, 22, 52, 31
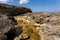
0, 4, 60, 40
0, 4, 32, 16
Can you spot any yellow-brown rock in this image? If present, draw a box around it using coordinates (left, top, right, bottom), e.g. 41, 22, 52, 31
14, 15, 43, 40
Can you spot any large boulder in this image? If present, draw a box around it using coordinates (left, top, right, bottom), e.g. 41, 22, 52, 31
0, 14, 14, 38
0, 4, 32, 16
0, 14, 15, 40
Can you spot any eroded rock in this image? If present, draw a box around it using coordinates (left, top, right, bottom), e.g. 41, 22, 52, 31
14, 15, 43, 40
0, 4, 32, 16
0, 14, 14, 40
0, 4, 60, 40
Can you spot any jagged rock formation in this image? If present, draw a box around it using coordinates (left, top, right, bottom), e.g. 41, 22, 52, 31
13, 12, 60, 40
22, 12, 60, 40
0, 4, 32, 16
14, 15, 43, 40
0, 4, 32, 40
0, 14, 14, 40
0, 4, 60, 40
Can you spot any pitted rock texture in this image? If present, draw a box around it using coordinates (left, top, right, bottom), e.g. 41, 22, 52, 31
6, 12, 60, 40
23, 12, 60, 40
14, 16, 43, 40
0, 4, 60, 40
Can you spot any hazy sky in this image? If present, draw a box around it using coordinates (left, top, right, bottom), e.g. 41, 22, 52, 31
0, 0, 60, 12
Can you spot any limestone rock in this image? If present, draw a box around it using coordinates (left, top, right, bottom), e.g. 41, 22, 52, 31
14, 15, 43, 40
0, 4, 60, 40
18, 12, 60, 40
24, 12, 52, 24
0, 14, 14, 35
27, 13, 60, 40
0, 14, 14, 40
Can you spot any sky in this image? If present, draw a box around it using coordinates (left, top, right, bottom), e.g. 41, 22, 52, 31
0, 0, 60, 12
